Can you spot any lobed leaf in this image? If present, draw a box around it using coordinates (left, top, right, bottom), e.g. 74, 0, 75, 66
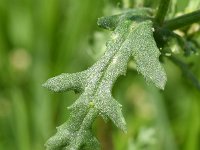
43, 8, 167, 150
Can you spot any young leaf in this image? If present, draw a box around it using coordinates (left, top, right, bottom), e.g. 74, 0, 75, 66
43, 8, 167, 150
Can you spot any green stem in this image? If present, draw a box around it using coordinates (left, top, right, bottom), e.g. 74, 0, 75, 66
163, 9, 200, 30
168, 55, 200, 91
155, 0, 171, 25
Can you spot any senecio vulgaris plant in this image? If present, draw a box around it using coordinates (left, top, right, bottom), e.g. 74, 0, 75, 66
43, 0, 200, 149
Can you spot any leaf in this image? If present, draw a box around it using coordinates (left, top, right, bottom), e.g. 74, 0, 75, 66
43, 8, 167, 150
42, 72, 86, 93
129, 20, 167, 89
97, 8, 153, 31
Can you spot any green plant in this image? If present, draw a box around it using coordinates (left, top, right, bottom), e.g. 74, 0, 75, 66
43, 0, 200, 149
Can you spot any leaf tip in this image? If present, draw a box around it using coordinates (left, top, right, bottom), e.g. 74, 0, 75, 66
42, 78, 60, 92
42, 81, 49, 89
155, 70, 167, 90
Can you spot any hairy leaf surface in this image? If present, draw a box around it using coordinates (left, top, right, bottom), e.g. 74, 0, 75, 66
43, 9, 167, 150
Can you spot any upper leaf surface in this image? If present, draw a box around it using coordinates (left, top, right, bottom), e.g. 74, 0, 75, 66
43, 8, 167, 150
129, 20, 167, 89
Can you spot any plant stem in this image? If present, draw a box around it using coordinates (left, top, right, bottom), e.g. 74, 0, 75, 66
155, 0, 171, 25
163, 9, 200, 30
168, 55, 200, 91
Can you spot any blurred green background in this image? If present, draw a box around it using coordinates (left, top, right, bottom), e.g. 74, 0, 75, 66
0, 0, 199, 150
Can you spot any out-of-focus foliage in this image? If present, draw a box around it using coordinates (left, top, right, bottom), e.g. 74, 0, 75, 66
0, 0, 199, 150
